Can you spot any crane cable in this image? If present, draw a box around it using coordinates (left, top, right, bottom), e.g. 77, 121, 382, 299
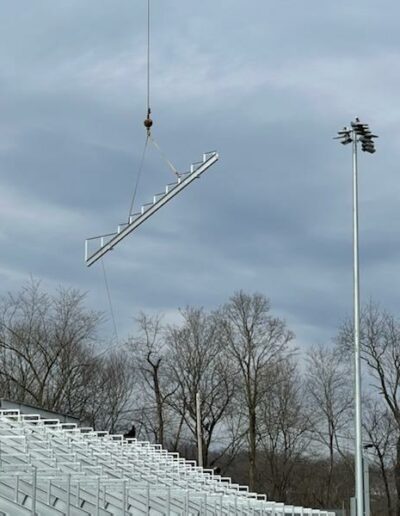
128, 0, 151, 219
142, 0, 179, 175
128, 0, 180, 220
101, 0, 179, 352
144, 0, 152, 133
147, 0, 151, 119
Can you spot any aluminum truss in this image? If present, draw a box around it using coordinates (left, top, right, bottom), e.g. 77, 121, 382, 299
85, 151, 219, 267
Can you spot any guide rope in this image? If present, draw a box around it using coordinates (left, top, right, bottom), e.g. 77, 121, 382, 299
101, 258, 119, 345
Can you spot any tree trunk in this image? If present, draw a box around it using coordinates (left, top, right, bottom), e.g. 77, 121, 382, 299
153, 365, 164, 447
378, 450, 393, 516
327, 430, 334, 507
248, 409, 257, 491
395, 434, 400, 516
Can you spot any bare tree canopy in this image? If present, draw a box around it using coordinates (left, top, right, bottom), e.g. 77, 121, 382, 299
338, 302, 400, 515
166, 307, 235, 467
1, 282, 398, 514
258, 359, 311, 501
364, 400, 396, 516
0, 279, 134, 431
0, 280, 101, 409
219, 290, 294, 490
127, 313, 178, 447
306, 344, 352, 507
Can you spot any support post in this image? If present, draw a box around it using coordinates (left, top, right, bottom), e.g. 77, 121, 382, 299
32, 466, 37, 516
350, 496, 356, 516
122, 480, 127, 515
66, 474, 71, 516
96, 477, 100, 516
364, 455, 370, 516
196, 391, 203, 468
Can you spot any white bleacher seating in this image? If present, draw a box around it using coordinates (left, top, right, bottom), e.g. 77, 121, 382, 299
0, 410, 335, 515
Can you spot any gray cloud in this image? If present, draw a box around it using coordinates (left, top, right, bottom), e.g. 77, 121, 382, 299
1, 0, 399, 348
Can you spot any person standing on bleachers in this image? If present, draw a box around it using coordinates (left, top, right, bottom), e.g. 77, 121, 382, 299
124, 424, 136, 440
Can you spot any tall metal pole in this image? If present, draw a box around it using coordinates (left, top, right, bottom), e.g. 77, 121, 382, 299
196, 391, 203, 468
336, 119, 377, 514
352, 134, 364, 516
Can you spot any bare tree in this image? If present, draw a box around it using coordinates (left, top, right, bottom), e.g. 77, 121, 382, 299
0, 280, 136, 432
305, 343, 352, 507
219, 291, 294, 491
0, 280, 102, 411
338, 302, 400, 515
81, 350, 136, 432
127, 313, 177, 446
166, 307, 235, 467
364, 400, 396, 516
258, 360, 311, 502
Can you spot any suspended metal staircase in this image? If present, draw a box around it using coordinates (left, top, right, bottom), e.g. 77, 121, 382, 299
85, 151, 219, 267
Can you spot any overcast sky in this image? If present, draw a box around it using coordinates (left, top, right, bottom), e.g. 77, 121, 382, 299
1, 1, 399, 349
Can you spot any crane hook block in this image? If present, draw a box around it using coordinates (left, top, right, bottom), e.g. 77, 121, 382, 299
144, 117, 153, 129
144, 108, 153, 132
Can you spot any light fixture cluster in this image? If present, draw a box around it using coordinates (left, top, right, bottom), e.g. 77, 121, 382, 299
334, 127, 353, 145
334, 117, 378, 154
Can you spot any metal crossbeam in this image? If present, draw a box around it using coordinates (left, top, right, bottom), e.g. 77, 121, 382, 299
85, 151, 219, 267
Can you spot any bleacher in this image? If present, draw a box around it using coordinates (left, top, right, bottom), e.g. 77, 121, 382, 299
0, 409, 335, 515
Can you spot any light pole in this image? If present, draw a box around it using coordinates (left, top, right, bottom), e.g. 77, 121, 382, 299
334, 118, 378, 516
196, 391, 203, 468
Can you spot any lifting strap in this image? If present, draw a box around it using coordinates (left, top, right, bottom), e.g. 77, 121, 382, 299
128, 135, 149, 219
149, 135, 180, 177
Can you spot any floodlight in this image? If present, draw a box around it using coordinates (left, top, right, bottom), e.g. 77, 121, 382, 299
362, 143, 376, 154
334, 127, 353, 145
359, 134, 377, 153
341, 137, 353, 145
351, 121, 370, 136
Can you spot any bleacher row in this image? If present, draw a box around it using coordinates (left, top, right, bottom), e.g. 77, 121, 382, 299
0, 410, 335, 515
